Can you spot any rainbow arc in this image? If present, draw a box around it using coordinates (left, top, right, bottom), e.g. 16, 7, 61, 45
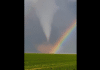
50, 20, 76, 53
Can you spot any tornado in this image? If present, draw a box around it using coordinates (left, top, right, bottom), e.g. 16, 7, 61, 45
32, 0, 59, 41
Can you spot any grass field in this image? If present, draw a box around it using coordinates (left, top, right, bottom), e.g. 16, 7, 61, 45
24, 53, 77, 70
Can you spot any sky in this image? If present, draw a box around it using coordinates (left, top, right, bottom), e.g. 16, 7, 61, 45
24, 0, 77, 54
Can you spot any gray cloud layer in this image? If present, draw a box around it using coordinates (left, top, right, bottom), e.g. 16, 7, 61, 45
25, 0, 76, 53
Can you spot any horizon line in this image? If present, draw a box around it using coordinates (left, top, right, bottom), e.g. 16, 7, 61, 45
24, 52, 77, 54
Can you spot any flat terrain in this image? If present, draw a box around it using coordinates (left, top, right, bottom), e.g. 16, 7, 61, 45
24, 53, 77, 70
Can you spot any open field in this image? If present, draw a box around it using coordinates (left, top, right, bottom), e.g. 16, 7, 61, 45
24, 53, 77, 70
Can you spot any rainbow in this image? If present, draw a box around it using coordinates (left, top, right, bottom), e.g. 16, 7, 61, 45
50, 20, 76, 53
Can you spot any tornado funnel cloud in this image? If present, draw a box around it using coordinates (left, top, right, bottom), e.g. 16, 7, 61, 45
32, 0, 59, 41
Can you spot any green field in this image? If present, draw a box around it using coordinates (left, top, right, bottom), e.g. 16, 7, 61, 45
24, 53, 77, 70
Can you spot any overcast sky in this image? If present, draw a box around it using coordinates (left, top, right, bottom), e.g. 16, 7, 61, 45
24, 0, 77, 53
